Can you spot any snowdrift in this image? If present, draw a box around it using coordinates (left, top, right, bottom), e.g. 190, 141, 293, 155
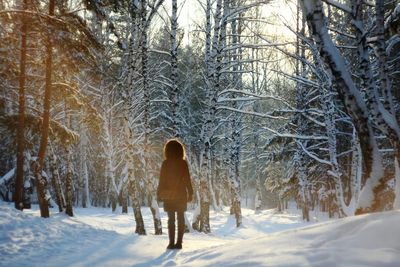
0, 203, 119, 267
183, 210, 400, 267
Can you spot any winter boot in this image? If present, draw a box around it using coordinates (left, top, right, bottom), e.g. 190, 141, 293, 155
167, 224, 175, 250
175, 220, 184, 249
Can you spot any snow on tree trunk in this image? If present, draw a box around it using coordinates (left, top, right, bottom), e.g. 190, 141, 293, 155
294, 5, 310, 222
199, 144, 211, 233
375, 0, 396, 117
229, 175, 242, 227
191, 179, 201, 231
191, 197, 201, 231
196, 0, 221, 234
250, 42, 262, 214
204, 0, 212, 77
81, 130, 91, 208
208, 172, 220, 212
204, 0, 225, 215
125, 143, 146, 229
124, 5, 146, 231
349, 129, 362, 211
230, 2, 243, 227
22, 152, 32, 209
322, 87, 355, 217
351, 0, 400, 145
374, 2, 400, 209
49, 152, 64, 212
254, 178, 262, 214
150, 194, 161, 228
82, 159, 90, 208
127, 146, 146, 234
296, 152, 310, 222
301, 0, 386, 214
170, 0, 179, 137
103, 111, 118, 212
140, 0, 162, 235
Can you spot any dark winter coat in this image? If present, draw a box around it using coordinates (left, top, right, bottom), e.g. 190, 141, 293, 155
157, 159, 193, 212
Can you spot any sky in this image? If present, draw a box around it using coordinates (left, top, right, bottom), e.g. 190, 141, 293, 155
163, 0, 297, 45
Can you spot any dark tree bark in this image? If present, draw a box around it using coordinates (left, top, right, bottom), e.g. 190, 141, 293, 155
35, 0, 55, 218
121, 192, 128, 214
111, 191, 117, 212
14, 0, 28, 211
50, 153, 64, 212
65, 148, 74, 217
170, 0, 179, 137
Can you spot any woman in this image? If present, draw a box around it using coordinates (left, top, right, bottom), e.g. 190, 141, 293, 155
157, 139, 193, 250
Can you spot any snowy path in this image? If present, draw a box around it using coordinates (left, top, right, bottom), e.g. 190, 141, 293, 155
52, 207, 308, 266
1, 202, 400, 266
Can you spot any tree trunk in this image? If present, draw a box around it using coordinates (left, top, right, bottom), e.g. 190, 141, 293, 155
21, 152, 32, 209
200, 198, 210, 233
170, 0, 179, 137
140, 0, 162, 235
191, 191, 201, 231
228, 4, 243, 227
111, 191, 117, 212
199, 145, 211, 233
301, 0, 387, 214
34, 0, 56, 218
15, 0, 28, 211
254, 178, 262, 213
322, 87, 351, 217
375, 0, 396, 116
129, 180, 146, 235
81, 130, 90, 208
126, 121, 146, 234
149, 193, 162, 234
50, 153, 64, 212
121, 190, 128, 214
65, 147, 74, 217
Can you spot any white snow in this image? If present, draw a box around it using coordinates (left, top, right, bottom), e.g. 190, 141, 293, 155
0, 168, 15, 186
1, 201, 400, 266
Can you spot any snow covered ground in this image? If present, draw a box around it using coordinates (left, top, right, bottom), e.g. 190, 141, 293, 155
1, 201, 400, 267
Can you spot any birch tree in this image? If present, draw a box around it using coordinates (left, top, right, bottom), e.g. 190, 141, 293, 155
301, 0, 400, 214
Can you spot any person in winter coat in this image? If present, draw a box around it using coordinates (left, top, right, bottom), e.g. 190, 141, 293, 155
157, 139, 193, 250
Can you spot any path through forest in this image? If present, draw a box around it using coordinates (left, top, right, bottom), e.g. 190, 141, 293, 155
48, 205, 311, 266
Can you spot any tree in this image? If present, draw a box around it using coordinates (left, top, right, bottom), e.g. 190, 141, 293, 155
301, 0, 400, 214
14, 0, 28, 211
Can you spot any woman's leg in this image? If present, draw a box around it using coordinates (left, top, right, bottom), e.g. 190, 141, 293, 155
167, 211, 175, 249
176, 212, 185, 248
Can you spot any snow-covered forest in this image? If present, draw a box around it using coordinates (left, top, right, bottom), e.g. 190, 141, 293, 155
1, 0, 400, 265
